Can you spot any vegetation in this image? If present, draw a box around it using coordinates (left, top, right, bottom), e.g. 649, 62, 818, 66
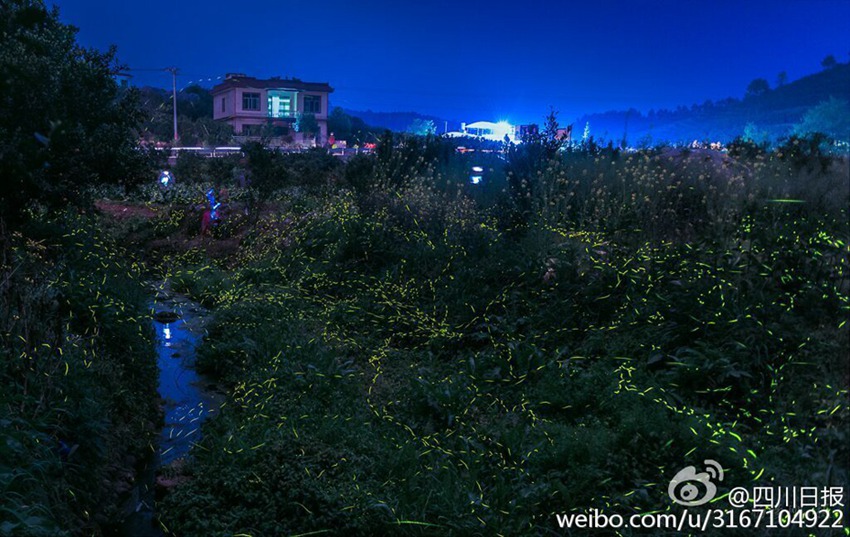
745, 77, 770, 97
0, 0, 155, 230
573, 62, 850, 146
1, 2, 160, 534
138, 85, 234, 146
793, 97, 850, 142
5, 114, 849, 536
339, 109, 446, 137
295, 113, 320, 140
1, 214, 159, 535
2, 3, 848, 535
407, 118, 437, 136
138, 132, 847, 535
821, 54, 838, 70
327, 107, 383, 145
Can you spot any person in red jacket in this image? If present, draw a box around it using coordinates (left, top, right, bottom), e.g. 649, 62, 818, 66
200, 208, 212, 236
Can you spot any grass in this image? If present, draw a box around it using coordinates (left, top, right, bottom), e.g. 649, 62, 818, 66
3, 135, 844, 535
143, 138, 848, 535
0, 214, 159, 535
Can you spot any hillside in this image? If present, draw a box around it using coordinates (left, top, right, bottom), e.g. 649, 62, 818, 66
343, 109, 459, 134
572, 63, 850, 145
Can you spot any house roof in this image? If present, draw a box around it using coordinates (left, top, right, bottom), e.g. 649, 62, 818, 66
466, 121, 500, 130
211, 75, 333, 94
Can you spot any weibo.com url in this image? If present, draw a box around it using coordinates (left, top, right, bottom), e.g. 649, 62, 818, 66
555, 459, 846, 532
555, 508, 845, 532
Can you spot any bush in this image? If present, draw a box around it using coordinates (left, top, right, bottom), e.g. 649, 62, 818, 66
0, 0, 156, 230
150, 139, 848, 535
1, 215, 158, 534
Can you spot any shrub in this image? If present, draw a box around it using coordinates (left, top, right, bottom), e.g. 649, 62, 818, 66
151, 140, 848, 535
1, 215, 158, 534
0, 0, 156, 230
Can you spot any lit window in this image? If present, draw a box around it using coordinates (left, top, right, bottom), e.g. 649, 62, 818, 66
304, 95, 322, 114
242, 92, 260, 111
268, 90, 294, 118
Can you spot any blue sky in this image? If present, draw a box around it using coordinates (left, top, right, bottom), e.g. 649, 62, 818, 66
56, 0, 850, 125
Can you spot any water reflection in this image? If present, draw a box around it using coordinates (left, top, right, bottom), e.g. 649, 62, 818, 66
119, 292, 223, 536
152, 300, 222, 466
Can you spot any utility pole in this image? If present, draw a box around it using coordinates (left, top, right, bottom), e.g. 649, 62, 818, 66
164, 67, 179, 143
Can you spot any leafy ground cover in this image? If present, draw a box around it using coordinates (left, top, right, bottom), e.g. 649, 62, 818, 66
0, 215, 159, 535
141, 137, 848, 535
5, 133, 843, 535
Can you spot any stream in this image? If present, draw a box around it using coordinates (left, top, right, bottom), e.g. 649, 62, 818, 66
117, 283, 224, 535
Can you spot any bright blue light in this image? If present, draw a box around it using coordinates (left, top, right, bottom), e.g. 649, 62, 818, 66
470, 164, 484, 184
494, 121, 513, 139
206, 188, 221, 220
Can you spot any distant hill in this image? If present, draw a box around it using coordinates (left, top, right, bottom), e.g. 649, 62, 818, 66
343, 109, 460, 134
571, 63, 850, 145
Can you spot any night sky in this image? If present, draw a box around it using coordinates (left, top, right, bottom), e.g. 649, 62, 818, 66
55, 0, 849, 125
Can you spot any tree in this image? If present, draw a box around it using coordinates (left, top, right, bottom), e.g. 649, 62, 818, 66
197, 117, 234, 146
176, 115, 233, 146
0, 0, 152, 229
793, 97, 850, 142
406, 118, 436, 136
504, 109, 565, 227
180, 84, 214, 120
241, 141, 288, 198
295, 113, 319, 138
821, 54, 837, 69
743, 122, 770, 146
327, 107, 377, 145
745, 78, 770, 97
328, 107, 353, 138
776, 71, 788, 87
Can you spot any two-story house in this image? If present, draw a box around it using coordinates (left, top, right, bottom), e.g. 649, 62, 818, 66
211, 73, 333, 144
